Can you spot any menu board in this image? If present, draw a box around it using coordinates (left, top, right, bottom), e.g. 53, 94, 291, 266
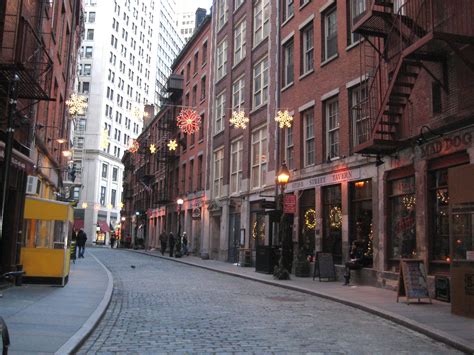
397, 259, 432, 304
314, 252, 336, 281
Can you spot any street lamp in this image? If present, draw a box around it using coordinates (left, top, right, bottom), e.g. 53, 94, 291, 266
274, 161, 291, 280
176, 198, 184, 257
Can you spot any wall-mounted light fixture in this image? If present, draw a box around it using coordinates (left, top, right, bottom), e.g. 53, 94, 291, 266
416, 125, 443, 146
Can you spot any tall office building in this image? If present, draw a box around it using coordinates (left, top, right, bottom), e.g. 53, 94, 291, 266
176, 8, 206, 43
74, 0, 182, 244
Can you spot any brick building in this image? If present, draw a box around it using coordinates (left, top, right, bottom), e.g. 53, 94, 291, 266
0, 0, 82, 273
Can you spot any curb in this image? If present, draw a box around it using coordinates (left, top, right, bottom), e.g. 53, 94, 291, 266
131, 249, 474, 355
55, 252, 114, 355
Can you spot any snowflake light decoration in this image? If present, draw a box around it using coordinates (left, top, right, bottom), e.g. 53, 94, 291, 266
167, 139, 178, 151
130, 105, 149, 121
66, 93, 88, 116
275, 110, 293, 128
119, 202, 124, 209
128, 139, 140, 153
176, 108, 201, 134
230, 111, 250, 129
149, 144, 157, 154
100, 129, 110, 149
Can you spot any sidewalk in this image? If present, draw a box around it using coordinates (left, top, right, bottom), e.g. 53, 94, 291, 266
135, 249, 474, 354
0, 251, 112, 354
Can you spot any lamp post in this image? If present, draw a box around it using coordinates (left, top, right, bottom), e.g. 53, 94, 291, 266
176, 198, 184, 257
274, 162, 291, 279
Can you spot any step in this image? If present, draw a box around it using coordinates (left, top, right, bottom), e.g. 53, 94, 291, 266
394, 82, 415, 88
400, 71, 418, 78
380, 121, 399, 126
388, 101, 406, 107
391, 92, 410, 98
376, 130, 395, 135
384, 110, 402, 116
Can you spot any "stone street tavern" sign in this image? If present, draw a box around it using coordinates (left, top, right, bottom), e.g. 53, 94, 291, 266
286, 168, 361, 193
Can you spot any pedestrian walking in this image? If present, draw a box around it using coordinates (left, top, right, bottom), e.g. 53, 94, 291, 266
168, 232, 175, 257
76, 228, 87, 258
110, 234, 116, 248
159, 230, 167, 255
182, 232, 189, 256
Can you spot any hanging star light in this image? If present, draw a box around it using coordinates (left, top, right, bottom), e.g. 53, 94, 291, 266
229, 110, 250, 129
128, 139, 140, 153
167, 139, 178, 151
275, 110, 293, 128
100, 129, 110, 149
66, 93, 88, 116
149, 144, 157, 154
176, 108, 201, 134
119, 201, 124, 209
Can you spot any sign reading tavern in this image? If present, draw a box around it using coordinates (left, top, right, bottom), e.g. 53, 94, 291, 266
286, 168, 360, 193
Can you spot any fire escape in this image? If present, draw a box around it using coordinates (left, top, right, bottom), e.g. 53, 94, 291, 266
353, 0, 474, 155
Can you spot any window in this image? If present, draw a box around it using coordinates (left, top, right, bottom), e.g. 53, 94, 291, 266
432, 82, 442, 114
323, 7, 337, 60
82, 82, 90, 93
251, 127, 267, 189
350, 179, 373, 267
232, 76, 245, 111
348, 0, 365, 44
199, 113, 205, 141
217, 0, 228, 30
194, 51, 199, 74
86, 29, 94, 40
215, 91, 225, 134
83, 64, 91, 75
112, 167, 118, 181
88, 12, 96, 23
234, 19, 246, 65
200, 76, 206, 100
253, 0, 270, 45
253, 57, 269, 108
389, 176, 416, 260
189, 159, 194, 192
286, 126, 294, 170
301, 23, 314, 74
429, 169, 449, 263
100, 186, 106, 206
325, 97, 339, 159
230, 139, 243, 194
85, 46, 93, 58
111, 189, 116, 207
303, 109, 315, 166
181, 163, 186, 193
235, 0, 245, 10
322, 184, 342, 264
282, 39, 294, 87
216, 39, 228, 81
102, 163, 108, 178
213, 148, 224, 197
192, 85, 197, 107
283, 0, 294, 21
350, 83, 369, 147
197, 155, 203, 190
300, 0, 310, 6
202, 41, 208, 66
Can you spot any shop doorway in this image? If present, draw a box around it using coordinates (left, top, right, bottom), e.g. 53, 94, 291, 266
299, 189, 316, 260
350, 179, 373, 267
228, 213, 240, 263
322, 184, 342, 264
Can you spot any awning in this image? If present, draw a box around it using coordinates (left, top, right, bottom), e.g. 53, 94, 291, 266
73, 219, 84, 230
97, 220, 110, 233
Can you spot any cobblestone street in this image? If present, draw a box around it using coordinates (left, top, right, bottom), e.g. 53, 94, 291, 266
78, 249, 460, 354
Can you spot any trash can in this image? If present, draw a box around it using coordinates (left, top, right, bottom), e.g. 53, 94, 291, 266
451, 260, 474, 318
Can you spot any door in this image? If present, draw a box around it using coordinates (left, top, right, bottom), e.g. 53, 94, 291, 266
228, 213, 240, 263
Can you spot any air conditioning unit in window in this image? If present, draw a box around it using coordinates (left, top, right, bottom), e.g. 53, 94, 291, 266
26, 176, 40, 195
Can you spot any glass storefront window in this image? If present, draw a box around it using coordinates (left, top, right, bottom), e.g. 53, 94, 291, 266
389, 176, 416, 259
323, 184, 342, 264
429, 169, 450, 262
350, 179, 373, 267
452, 213, 474, 260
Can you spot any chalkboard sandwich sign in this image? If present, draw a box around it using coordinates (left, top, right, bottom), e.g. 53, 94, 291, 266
314, 252, 337, 282
397, 259, 432, 304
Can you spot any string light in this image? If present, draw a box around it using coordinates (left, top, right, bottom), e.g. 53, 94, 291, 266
275, 110, 293, 128
81, 202, 88, 209
304, 209, 316, 230
329, 206, 342, 229
230, 111, 249, 129
402, 196, 416, 209
167, 139, 178, 151
177, 108, 201, 134
252, 221, 265, 240
149, 144, 157, 154
128, 139, 140, 153
66, 93, 88, 116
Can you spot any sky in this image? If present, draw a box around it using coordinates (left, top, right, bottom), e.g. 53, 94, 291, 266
176, 0, 213, 13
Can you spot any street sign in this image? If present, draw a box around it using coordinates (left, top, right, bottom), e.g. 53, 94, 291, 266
283, 194, 296, 214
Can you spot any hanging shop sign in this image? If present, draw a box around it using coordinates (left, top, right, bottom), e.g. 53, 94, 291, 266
286, 168, 361, 193
192, 207, 201, 220
283, 194, 296, 214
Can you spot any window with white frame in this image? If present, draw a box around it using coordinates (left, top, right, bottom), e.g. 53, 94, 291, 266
213, 148, 224, 197
253, 0, 270, 45
301, 22, 314, 74
283, 0, 294, 21
233, 19, 246, 65
323, 6, 337, 60
215, 91, 226, 134
251, 127, 267, 189
230, 139, 243, 194
217, 0, 228, 30
235, 0, 244, 10
348, 0, 365, 44
300, 0, 311, 6
253, 57, 269, 108
303, 108, 315, 166
100, 186, 106, 206
350, 83, 369, 146
232, 76, 245, 111
282, 38, 294, 87
325, 97, 340, 159
286, 126, 294, 170
216, 39, 228, 81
